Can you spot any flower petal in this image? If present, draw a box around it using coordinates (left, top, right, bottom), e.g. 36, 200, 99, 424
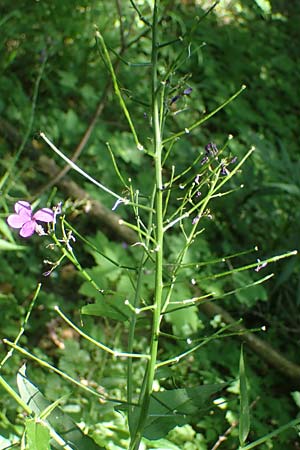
20, 221, 36, 238
7, 214, 29, 229
33, 208, 54, 223
15, 201, 32, 218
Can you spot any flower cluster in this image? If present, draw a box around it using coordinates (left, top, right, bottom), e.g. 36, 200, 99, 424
7, 201, 54, 238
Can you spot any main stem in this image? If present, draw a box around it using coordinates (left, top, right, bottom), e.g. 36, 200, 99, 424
129, 1, 163, 448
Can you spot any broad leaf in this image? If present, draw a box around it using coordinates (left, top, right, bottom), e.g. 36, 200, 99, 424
130, 383, 227, 440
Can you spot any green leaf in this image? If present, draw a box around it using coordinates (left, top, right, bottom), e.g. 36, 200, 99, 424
265, 182, 300, 197
17, 365, 103, 450
233, 272, 267, 307
165, 284, 201, 336
25, 418, 50, 450
254, 0, 272, 14
0, 219, 16, 243
109, 132, 143, 166
131, 383, 226, 440
239, 346, 250, 446
58, 70, 78, 89
0, 238, 26, 251
291, 391, 300, 409
81, 292, 131, 321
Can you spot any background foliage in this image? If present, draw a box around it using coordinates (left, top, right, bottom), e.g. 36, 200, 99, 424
0, 0, 299, 448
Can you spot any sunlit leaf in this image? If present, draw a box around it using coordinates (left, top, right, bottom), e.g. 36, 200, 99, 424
254, 0, 272, 14
25, 418, 50, 450
17, 365, 103, 450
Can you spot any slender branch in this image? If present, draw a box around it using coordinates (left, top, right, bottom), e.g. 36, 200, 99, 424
55, 306, 150, 360
129, 0, 151, 27
199, 299, 300, 386
37, 154, 138, 245
95, 29, 143, 150
162, 85, 246, 145
2, 339, 131, 405
40, 132, 126, 202
35, 85, 108, 197
0, 284, 41, 369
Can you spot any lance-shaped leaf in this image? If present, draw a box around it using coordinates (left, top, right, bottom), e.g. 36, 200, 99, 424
17, 365, 103, 450
239, 345, 250, 446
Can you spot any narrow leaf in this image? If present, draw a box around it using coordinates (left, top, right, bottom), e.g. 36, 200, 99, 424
239, 345, 250, 446
17, 365, 103, 450
0, 238, 25, 251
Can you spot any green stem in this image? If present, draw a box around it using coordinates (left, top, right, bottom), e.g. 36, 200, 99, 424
127, 188, 155, 429
3, 339, 130, 405
238, 418, 300, 450
0, 375, 32, 414
55, 307, 149, 360
129, 2, 163, 448
0, 283, 41, 369
162, 84, 246, 145
95, 29, 143, 150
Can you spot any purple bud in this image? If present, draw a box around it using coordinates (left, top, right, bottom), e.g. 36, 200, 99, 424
170, 94, 181, 105
205, 142, 218, 157
43, 270, 52, 277
201, 156, 209, 165
220, 164, 229, 176
183, 87, 192, 95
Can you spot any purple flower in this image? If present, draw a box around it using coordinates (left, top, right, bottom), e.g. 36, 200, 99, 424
7, 201, 54, 238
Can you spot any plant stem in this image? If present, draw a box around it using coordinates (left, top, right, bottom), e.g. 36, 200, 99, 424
129, 1, 163, 448
0, 375, 32, 415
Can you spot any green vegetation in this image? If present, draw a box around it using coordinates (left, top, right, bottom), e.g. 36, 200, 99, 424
0, 1, 299, 449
